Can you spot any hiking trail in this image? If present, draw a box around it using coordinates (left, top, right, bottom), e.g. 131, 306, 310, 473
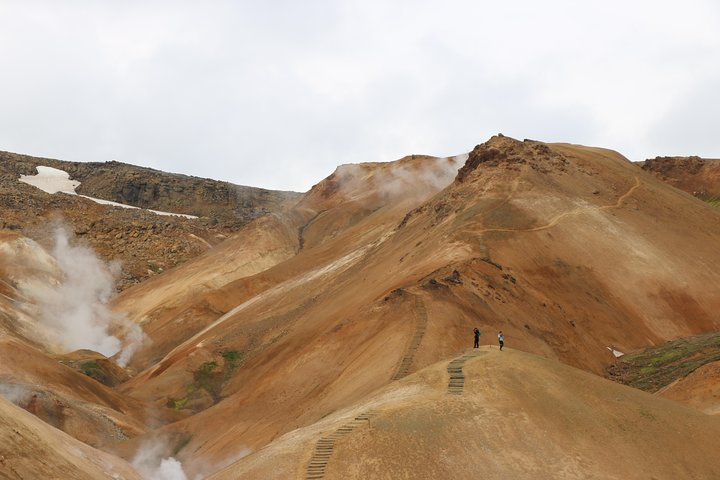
392, 295, 428, 380
447, 354, 475, 395
479, 175, 641, 234
305, 412, 376, 479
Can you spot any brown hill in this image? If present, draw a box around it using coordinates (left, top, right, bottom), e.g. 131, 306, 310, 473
0, 150, 299, 288
4, 136, 720, 478
641, 155, 720, 201
659, 360, 720, 415
0, 395, 141, 479
208, 348, 720, 480
606, 331, 720, 415
112, 154, 463, 371
112, 136, 720, 472
0, 339, 151, 448
0, 230, 63, 347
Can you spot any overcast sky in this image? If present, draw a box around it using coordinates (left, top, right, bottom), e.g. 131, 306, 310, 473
1, 1, 718, 191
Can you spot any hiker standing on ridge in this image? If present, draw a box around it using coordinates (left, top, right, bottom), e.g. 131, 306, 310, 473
498, 331, 504, 351
473, 328, 481, 349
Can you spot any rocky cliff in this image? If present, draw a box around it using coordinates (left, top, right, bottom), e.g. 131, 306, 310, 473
0, 150, 300, 289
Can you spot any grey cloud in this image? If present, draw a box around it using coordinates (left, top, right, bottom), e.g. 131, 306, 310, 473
647, 77, 720, 158
0, 1, 718, 191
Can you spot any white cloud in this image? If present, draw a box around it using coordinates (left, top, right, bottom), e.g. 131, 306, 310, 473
0, 1, 718, 190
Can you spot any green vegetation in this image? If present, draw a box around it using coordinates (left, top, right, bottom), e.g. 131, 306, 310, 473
193, 361, 222, 401
607, 331, 720, 392
79, 360, 100, 375
194, 360, 218, 383
78, 360, 108, 384
167, 351, 245, 411
147, 262, 164, 274
221, 350, 242, 371
167, 397, 188, 410
172, 433, 193, 456
703, 197, 720, 208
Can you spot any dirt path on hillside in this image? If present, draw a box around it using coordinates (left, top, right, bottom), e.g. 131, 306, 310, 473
480, 175, 641, 234
304, 412, 376, 479
447, 353, 476, 395
391, 295, 428, 380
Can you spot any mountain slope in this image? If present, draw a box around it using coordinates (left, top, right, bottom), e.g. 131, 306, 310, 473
0, 395, 141, 479
641, 155, 720, 202
0, 338, 157, 451
114, 136, 720, 472
606, 331, 720, 415
4, 137, 720, 478
209, 347, 720, 480
0, 150, 299, 288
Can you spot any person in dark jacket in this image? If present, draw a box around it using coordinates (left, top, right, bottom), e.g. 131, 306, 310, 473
473, 328, 481, 348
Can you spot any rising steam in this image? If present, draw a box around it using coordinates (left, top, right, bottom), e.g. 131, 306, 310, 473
29, 226, 145, 366
332, 153, 468, 203
379, 154, 467, 198
132, 440, 189, 480
0, 382, 33, 406
131, 438, 252, 480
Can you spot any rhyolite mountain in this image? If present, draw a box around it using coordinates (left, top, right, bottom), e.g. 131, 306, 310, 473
1, 136, 719, 479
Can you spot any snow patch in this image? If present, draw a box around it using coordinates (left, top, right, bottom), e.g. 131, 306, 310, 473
19, 166, 79, 194
19, 166, 197, 219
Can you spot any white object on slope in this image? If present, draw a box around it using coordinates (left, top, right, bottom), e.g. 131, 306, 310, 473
19, 166, 197, 219
19, 166, 80, 194
606, 346, 625, 358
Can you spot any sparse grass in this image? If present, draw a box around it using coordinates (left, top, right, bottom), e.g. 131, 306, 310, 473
167, 352, 244, 411
607, 331, 720, 392
193, 361, 222, 400
79, 360, 100, 376
78, 360, 108, 384
221, 350, 242, 371
172, 433, 193, 456
194, 360, 218, 381
147, 262, 164, 273
704, 197, 720, 208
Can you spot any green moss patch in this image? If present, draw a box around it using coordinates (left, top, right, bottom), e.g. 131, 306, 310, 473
607, 331, 720, 392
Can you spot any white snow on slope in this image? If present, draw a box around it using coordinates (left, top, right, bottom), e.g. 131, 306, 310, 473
19, 166, 79, 194
19, 166, 198, 219
606, 346, 625, 358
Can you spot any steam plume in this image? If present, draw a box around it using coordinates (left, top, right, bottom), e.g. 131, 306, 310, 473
131, 440, 189, 480
29, 226, 145, 365
0, 382, 33, 406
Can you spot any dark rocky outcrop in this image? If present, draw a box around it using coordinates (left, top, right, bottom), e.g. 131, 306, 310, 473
0, 150, 301, 289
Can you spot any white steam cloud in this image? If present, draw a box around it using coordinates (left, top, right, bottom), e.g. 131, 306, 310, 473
0, 382, 33, 406
384, 154, 467, 195
132, 441, 189, 480
29, 226, 145, 366
333, 154, 467, 203
131, 439, 252, 479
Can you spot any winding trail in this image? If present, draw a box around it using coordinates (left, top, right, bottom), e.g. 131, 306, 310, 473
479, 176, 641, 234
305, 412, 376, 479
392, 295, 428, 380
